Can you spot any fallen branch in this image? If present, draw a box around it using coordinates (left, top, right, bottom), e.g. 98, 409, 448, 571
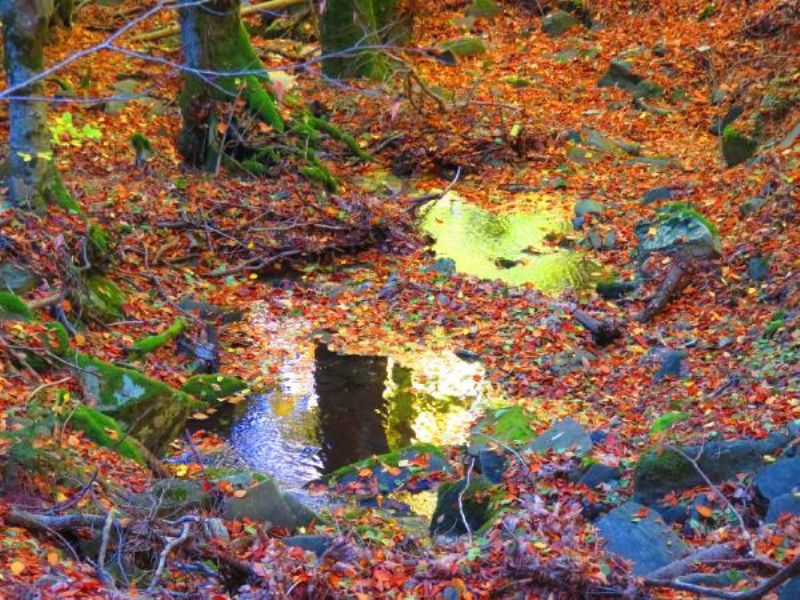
637, 256, 695, 323
148, 520, 194, 592
646, 544, 737, 581
131, 0, 306, 42
573, 309, 623, 346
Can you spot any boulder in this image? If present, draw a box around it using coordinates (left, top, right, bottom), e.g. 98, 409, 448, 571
430, 475, 496, 536
641, 186, 674, 205
598, 60, 662, 99
222, 478, 298, 529
755, 457, 800, 502
634, 436, 790, 504
597, 502, 688, 575
73, 353, 202, 454
722, 126, 757, 167
766, 493, 800, 523
654, 350, 688, 382
477, 449, 508, 483
0, 263, 38, 293
469, 405, 536, 455
636, 204, 721, 259
527, 417, 593, 456
542, 10, 578, 37
131, 479, 210, 517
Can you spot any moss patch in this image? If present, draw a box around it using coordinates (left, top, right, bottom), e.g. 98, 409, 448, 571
469, 405, 537, 453
131, 318, 186, 355
181, 374, 248, 402
69, 405, 144, 463
78, 275, 126, 322
0, 291, 34, 321
430, 475, 497, 535
327, 442, 447, 483
722, 125, 757, 167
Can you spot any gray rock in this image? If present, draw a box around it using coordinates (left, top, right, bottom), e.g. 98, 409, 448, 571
739, 196, 767, 216
205, 518, 230, 541
598, 60, 643, 92
641, 186, 673, 205
542, 9, 578, 36
636, 211, 720, 259
747, 255, 770, 282
528, 417, 593, 456
283, 535, 334, 557
634, 439, 783, 504
574, 198, 605, 218
430, 475, 495, 536
596, 279, 638, 300
654, 350, 688, 381
222, 478, 298, 529
779, 122, 800, 149
755, 457, 800, 502
132, 479, 210, 517
0, 263, 38, 293
597, 502, 688, 575
766, 493, 800, 523
578, 464, 621, 488
283, 493, 319, 527
478, 449, 508, 483
710, 105, 743, 136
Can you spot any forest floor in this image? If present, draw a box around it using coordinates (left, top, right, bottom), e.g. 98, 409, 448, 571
0, 0, 799, 598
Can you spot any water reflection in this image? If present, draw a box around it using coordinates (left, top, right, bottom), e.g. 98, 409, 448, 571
206, 319, 489, 491
420, 192, 602, 292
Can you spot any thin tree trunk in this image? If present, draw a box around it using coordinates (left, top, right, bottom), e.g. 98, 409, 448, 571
0, 0, 75, 211
177, 0, 283, 169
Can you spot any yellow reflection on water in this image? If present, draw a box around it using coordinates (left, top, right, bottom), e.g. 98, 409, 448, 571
390, 489, 439, 519
420, 192, 602, 292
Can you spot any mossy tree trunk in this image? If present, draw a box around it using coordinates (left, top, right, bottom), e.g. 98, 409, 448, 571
0, 0, 73, 210
177, 0, 283, 169
319, 0, 412, 79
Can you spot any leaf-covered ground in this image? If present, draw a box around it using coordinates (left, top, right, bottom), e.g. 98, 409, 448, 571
0, 0, 798, 597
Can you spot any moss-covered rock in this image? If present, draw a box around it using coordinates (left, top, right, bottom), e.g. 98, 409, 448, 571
69, 405, 144, 463
0, 291, 34, 321
221, 476, 303, 529
326, 443, 450, 493
542, 9, 578, 37
441, 36, 487, 57
430, 475, 497, 536
466, 0, 501, 18
0, 263, 38, 294
42, 322, 70, 355
181, 374, 248, 402
633, 436, 790, 504
77, 275, 126, 322
73, 353, 203, 453
722, 125, 757, 167
468, 405, 537, 454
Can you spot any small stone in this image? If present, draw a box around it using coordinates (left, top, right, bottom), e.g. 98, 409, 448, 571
283, 535, 334, 557
654, 350, 688, 382
478, 449, 508, 483
766, 493, 800, 523
542, 9, 579, 37
722, 126, 757, 167
579, 464, 621, 488
641, 186, 673, 205
739, 196, 767, 216
747, 255, 770, 282
574, 198, 605, 218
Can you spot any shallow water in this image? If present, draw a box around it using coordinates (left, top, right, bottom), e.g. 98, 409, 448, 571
420, 192, 603, 292
198, 315, 491, 492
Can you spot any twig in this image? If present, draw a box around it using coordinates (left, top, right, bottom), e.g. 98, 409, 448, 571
25, 376, 72, 404
96, 509, 116, 590
148, 521, 193, 592
646, 544, 737, 581
405, 166, 462, 215
458, 457, 476, 545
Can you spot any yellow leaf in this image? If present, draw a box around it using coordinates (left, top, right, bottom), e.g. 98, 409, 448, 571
190, 412, 209, 420
104, 427, 119, 440
233, 489, 247, 498
695, 504, 714, 518
10, 561, 25, 575
175, 465, 188, 477
46, 551, 59, 566
533, 541, 548, 550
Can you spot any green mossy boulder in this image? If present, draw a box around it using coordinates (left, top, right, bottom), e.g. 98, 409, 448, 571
181, 374, 248, 402
73, 353, 203, 454
542, 9, 578, 37
468, 405, 537, 454
0, 263, 38, 294
636, 203, 721, 259
69, 405, 144, 463
466, 0, 501, 17
633, 435, 790, 504
722, 125, 757, 167
77, 275, 126, 322
221, 477, 301, 529
441, 37, 487, 57
430, 475, 497, 536
0, 291, 34, 321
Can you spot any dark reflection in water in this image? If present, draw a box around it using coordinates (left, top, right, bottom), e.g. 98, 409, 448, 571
193, 328, 486, 491
314, 345, 389, 472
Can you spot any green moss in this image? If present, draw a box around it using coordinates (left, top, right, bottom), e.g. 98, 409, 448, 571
72, 353, 203, 453
657, 202, 719, 238
50, 171, 81, 214
87, 224, 110, 263
239, 159, 270, 175
300, 164, 339, 192
79, 275, 125, 322
305, 115, 371, 161
327, 442, 446, 482
42, 322, 70, 355
764, 311, 785, 338
131, 318, 187, 355
722, 125, 757, 167
698, 3, 716, 20
69, 406, 144, 463
181, 374, 248, 402
319, 0, 391, 79
130, 133, 152, 154
442, 37, 487, 57
469, 405, 537, 453
0, 291, 34, 321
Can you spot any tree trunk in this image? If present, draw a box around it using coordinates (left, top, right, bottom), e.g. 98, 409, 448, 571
0, 0, 74, 211
177, 0, 283, 169
319, 0, 412, 79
